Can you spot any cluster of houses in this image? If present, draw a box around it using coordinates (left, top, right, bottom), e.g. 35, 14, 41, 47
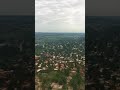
35, 54, 85, 73
35, 53, 85, 90
86, 28, 120, 89
35, 36, 85, 89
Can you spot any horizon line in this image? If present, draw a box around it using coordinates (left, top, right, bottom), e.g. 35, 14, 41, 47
35, 32, 85, 33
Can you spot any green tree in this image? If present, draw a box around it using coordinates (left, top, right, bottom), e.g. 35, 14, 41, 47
69, 73, 84, 90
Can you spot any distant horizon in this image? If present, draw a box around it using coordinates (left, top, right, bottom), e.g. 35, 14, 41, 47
35, 31, 85, 33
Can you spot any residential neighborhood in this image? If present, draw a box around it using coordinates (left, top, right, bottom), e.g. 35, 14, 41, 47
35, 33, 85, 90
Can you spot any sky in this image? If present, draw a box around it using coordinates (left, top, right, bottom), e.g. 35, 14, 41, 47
35, 0, 85, 33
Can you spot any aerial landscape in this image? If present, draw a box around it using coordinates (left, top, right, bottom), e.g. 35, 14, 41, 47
0, 16, 35, 89
35, 32, 85, 90
86, 16, 120, 89
35, 0, 85, 89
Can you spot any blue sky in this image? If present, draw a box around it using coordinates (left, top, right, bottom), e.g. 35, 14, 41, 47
35, 0, 85, 33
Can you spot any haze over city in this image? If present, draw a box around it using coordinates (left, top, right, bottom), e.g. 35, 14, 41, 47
35, 0, 85, 33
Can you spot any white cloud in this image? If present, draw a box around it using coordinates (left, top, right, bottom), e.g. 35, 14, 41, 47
35, 0, 85, 32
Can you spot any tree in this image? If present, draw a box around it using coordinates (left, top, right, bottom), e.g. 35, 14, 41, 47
69, 73, 84, 90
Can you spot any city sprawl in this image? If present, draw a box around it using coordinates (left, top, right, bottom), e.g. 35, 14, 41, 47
35, 33, 85, 90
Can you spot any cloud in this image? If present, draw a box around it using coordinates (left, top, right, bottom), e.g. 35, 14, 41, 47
35, 0, 85, 32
